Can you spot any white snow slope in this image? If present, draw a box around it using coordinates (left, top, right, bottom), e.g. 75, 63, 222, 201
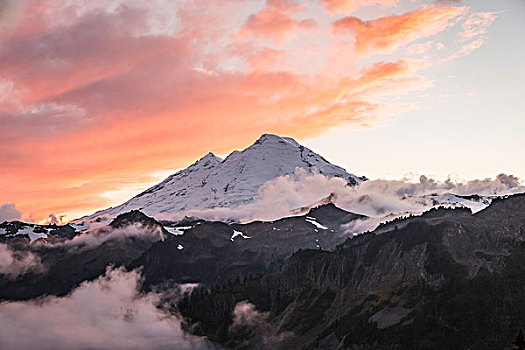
79, 134, 366, 222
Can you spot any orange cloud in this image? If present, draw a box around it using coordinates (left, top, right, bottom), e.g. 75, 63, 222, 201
246, 47, 287, 72
1, 59, 421, 222
351, 59, 421, 94
322, 0, 400, 14
444, 11, 498, 61
234, 0, 318, 46
333, 6, 466, 56
459, 12, 498, 41
0, 1, 484, 222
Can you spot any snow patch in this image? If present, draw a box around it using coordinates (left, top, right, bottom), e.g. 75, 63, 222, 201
0, 225, 48, 243
231, 230, 251, 241
164, 226, 192, 236
305, 217, 328, 230
69, 223, 88, 232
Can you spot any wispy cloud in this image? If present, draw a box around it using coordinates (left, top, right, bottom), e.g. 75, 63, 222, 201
161, 170, 524, 223
234, 0, 318, 46
0, 243, 45, 279
0, 1, 497, 221
333, 6, 466, 56
64, 223, 164, 251
448, 11, 499, 59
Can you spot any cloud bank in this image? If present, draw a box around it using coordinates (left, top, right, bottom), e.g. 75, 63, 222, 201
0, 243, 44, 279
172, 171, 524, 223
0, 267, 214, 350
63, 223, 165, 251
0, 203, 21, 222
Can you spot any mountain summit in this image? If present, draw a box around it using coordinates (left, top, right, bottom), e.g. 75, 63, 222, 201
81, 134, 366, 221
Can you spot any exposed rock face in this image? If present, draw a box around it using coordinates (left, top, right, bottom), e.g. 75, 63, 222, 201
131, 204, 368, 287
0, 221, 78, 244
180, 194, 525, 350
109, 210, 170, 234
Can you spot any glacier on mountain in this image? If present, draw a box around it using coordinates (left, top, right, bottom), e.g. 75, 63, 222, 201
79, 134, 365, 222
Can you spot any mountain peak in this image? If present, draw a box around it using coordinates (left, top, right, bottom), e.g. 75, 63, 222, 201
110, 210, 166, 232
255, 133, 300, 147
256, 133, 282, 141
80, 134, 366, 222
189, 152, 222, 169
197, 152, 221, 162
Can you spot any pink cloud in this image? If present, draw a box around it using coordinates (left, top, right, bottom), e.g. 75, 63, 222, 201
445, 11, 498, 60
246, 46, 287, 71
0, 243, 45, 279
234, 0, 318, 46
322, 0, 400, 14
333, 6, 466, 56
0, 1, 491, 222
460, 12, 498, 41
406, 40, 435, 56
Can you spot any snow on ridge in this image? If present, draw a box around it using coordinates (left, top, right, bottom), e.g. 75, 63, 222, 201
69, 223, 88, 232
0, 225, 49, 243
164, 226, 193, 236
230, 230, 250, 241
422, 193, 493, 213
305, 217, 328, 230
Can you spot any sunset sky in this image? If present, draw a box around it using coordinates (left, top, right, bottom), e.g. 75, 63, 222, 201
0, 0, 523, 223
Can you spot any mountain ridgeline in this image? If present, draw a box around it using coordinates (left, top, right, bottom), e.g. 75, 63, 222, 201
1, 134, 524, 349
1, 194, 525, 348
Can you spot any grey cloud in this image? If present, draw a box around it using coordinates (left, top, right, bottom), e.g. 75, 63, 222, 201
0, 243, 45, 279
0, 0, 28, 28
231, 300, 269, 330
0, 203, 21, 222
435, 0, 462, 4
64, 223, 165, 251
229, 301, 294, 348
0, 267, 214, 350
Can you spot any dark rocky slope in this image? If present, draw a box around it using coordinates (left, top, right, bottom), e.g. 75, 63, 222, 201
0, 211, 167, 300
132, 203, 366, 287
2, 195, 525, 349
180, 194, 525, 349
0, 205, 366, 301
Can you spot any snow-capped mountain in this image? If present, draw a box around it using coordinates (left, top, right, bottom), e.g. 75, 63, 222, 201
421, 193, 494, 212
80, 134, 366, 222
